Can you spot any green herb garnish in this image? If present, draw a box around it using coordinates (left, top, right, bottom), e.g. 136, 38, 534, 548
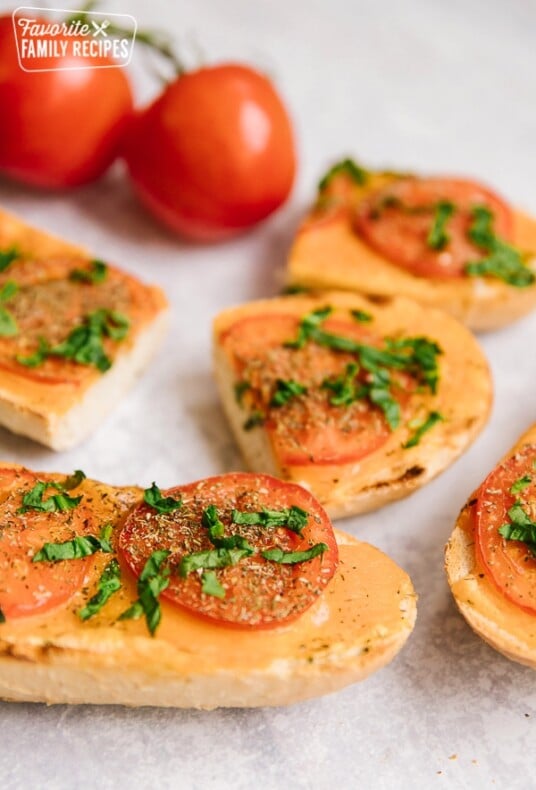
0, 606, 5, 623
16, 309, 130, 372
351, 309, 372, 323
19, 470, 86, 514
322, 362, 365, 407
243, 411, 265, 431
510, 475, 532, 495
234, 380, 251, 406
0, 281, 19, 337
403, 411, 444, 449
33, 525, 113, 562
427, 200, 455, 250
201, 570, 225, 599
69, 259, 108, 285
465, 205, 534, 287
143, 482, 182, 514
318, 158, 369, 191
119, 550, 170, 636
231, 505, 309, 535
0, 246, 20, 272
261, 543, 328, 564
201, 505, 253, 550
78, 559, 121, 620
499, 502, 536, 555
270, 379, 308, 408
286, 307, 441, 430
179, 545, 254, 577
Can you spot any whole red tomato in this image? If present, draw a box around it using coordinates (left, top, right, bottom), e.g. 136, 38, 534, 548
123, 64, 296, 240
0, 15, 133, 188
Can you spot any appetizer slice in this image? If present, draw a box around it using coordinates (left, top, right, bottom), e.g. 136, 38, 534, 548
446, 424, 536, 667
213, 292, 492, 518
0, 466, 416, 708
0, 208, 168, 449
288, 158, 536, 330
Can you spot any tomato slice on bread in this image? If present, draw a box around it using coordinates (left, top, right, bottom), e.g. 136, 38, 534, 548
219, 313, 411, 466
0, 468, 94, 619
474, 445, 536, 614
355, 177, 513, 279
119, 473, 338, 629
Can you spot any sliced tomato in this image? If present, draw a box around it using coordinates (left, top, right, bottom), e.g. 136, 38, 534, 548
119, 473, 338, 629
355, 177, 513, 279
0, 468, 93, 619
220, 313, 398, 466
474, 445, 536, 614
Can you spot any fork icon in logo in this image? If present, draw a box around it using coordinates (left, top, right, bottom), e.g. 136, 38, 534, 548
91, 19, 110, 37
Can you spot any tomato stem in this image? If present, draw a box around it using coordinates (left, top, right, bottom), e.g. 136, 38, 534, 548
65, 1, 186, 75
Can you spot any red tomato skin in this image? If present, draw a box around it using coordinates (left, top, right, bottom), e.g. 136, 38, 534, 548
0, 16, 133, 188
119, 473, 338, 630
123, 64, 297, 240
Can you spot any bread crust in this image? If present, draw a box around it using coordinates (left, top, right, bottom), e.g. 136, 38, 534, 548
0, 207, 169, 449
0, 467, 416, 708
288, 205, 536, 332
213, 291, 493, 519
445, 424, 536, 668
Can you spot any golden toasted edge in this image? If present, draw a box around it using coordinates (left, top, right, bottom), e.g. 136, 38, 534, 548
0, 530, 417, 708
0, 308, 169, 450
287, 210, 536, 331
445, 423, 536, 668
213, 291, 493, 518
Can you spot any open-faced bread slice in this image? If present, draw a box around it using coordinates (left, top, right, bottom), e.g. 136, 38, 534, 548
0, 207, 168, 449
0, 465, 416, 708
213, 291, 492, 519
446, 424, 536, 668
287, 161, 536, 331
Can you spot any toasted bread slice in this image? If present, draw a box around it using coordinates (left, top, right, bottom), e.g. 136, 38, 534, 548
0, 465, 416, 708
0, 208, 168, 449
288, 173, 536, 332
446, 424, 536, 668
213, 291, 492, 519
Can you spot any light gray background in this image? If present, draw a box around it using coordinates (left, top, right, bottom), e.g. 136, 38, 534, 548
1, 1, 535, 788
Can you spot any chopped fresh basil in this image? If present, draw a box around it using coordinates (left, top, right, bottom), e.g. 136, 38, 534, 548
403, 411, 444, 449
0, 246, 20, 273
78, 559, 121, 620
318, 158, 369, 192
261, 543, 328, 564
33, 525, 113, 562
234, 380, 251, 406
243, 411, 265, 431
69, 259, 108, 284
426, 200, 455, 250
143, 482, 182, 514
0, 606, 5, 623
201, 570, 225, 599
62, 469, 86, 490
231, 505, 309, 535
0, 280, 19, 337
270, 378, 308, 408
322, 362, 365, 407
179, 545, 254, 577
18, 478, 83, 515
465, 205, 534, 287
499, 502, 536, 555
284, 305, 333, 350
16, 309, 130, 372
351, 309, 372, 324
510, 475, 532, 495
16, 337, 49, 368
285, 307, 441, 431
119, 549, 170, 636
201, 505, 259, 551
281, 284, 310, 295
